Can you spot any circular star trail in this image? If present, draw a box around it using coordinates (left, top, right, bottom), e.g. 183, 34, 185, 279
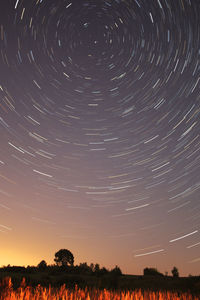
0, 0, 200, 274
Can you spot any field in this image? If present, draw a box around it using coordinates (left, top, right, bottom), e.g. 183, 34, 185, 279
0, 277, 199, 300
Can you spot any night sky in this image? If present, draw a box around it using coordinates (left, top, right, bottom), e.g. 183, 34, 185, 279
0, 0, 200, 276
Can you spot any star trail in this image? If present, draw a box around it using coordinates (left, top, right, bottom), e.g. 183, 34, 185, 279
0, 0, 200, 275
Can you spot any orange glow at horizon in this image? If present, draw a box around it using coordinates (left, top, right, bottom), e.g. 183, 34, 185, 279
0, 191, 199, 276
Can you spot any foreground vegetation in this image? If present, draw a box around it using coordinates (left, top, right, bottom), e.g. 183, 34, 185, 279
0, 265, 200, 295
0, 277, 199, 300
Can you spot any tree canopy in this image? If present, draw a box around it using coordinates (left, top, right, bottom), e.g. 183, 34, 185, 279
143, 267, 163, 276
171, 266, 179, 277
37, 260, 47, 269
54, 249, 74, 267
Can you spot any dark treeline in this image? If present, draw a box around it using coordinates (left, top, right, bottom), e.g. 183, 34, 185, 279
0, 263, 122, 277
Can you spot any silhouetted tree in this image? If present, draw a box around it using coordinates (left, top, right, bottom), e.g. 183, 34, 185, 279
37, 260, 47, 270
90, 263, 95, 272
171, 266, 179, 277
143, 267, 163, 276
94, 263, 100, 273
110, 265, 122, 276
54, 249, 74, 267
78, 262, 91, 274
98, 267, 109, 276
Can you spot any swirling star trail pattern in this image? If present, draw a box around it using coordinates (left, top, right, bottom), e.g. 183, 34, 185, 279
0, 0, 200, 275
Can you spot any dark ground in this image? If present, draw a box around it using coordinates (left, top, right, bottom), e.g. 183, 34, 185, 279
0, 266, 200, 295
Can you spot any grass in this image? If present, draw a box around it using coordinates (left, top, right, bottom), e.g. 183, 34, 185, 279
0, 277, 200, 300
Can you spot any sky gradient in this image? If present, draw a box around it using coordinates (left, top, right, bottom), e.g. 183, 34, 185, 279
0, 0, 200, 276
